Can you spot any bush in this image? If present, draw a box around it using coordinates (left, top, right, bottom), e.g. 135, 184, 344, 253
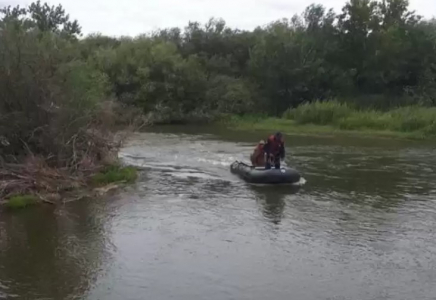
283, 100, 352, 125
282, 100, 436, 136
0, 23, 115, 169
422, 122, 436, 135
389, 106, 436, 132
343, 94, 417, 110
90, 38, 210, 123
337, 111, 391, 130
0, 8, 122, 199
283, 101, 436, 135
205, 75, 257, 114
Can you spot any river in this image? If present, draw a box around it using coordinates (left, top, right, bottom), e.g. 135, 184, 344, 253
1, 126, 436, 300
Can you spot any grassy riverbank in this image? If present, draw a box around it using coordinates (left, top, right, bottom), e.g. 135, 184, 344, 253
222, 102, 436, 140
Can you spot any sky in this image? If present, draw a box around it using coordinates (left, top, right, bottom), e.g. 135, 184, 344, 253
1, 0, 435, 37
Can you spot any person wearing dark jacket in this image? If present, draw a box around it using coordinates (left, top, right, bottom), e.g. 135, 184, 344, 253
263, 132, 285, 169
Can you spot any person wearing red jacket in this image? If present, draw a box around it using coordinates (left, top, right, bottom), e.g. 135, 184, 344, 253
263, 132, 285, 169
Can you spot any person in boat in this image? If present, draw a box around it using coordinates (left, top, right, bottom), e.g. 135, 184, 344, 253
250, 140, 266, 167
263, 132, 285, 169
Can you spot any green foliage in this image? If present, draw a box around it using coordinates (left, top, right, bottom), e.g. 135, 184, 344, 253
0, 28, 110, 164
389, 106, 436, 131
0, 2, 115, 170
284, 101, 353, 125
0, 1, 81, 38
249, 6, 348, 115
79, 0, 436, 122
5, 195, 39, 210
89, 38, 211, 122
205, 76, 257, 114
283, 101, 436, 136
2, 0, 436, 136
337, 111, 392, 130
92, 165, 138, 185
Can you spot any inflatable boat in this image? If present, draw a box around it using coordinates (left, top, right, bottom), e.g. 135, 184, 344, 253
230, 161, 301, 184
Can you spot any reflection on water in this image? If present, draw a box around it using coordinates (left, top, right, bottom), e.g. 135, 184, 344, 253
0, 199, 114, 300
251, 185, 301, 225
1, 126, 436, 300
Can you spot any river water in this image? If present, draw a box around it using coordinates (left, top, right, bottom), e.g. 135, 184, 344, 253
1, 126, 436, 300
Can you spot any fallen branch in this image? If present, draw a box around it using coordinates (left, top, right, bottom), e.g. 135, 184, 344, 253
0, 157, 86, 200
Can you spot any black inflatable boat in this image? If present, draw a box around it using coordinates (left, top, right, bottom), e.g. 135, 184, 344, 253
230, 161, 301, 184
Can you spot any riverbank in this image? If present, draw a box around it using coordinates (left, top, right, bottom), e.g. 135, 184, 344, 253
221, 116, 423, 140
1, 161, 138, 210
220, 102, 436, 140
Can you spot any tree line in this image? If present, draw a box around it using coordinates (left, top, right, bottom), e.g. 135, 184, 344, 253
87, 0, 436, 117
102, 0, 435, 115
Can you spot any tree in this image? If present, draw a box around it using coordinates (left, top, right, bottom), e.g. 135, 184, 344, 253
0, 1, 81, 38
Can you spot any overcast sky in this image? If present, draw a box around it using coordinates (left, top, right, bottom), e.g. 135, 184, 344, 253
2, 0, 435, 36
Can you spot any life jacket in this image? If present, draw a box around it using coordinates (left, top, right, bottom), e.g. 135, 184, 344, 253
266, 135, 284, 155
255, 143, 264, 153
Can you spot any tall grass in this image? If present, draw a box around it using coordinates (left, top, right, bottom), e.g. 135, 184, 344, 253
91, 165, 138, 185
283, 100, 436, 136
283, 101, 352, 125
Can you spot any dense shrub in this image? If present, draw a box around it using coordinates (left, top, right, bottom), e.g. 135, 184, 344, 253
205, 76, 257, 114
337, 111, 392, 130
0, 3, 123, 199
0, 26, 113, 168
285, 101, 436, 135
283, 101, 352, 125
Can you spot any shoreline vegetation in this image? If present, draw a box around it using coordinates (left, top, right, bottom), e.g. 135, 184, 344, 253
1, 158, 139, 210
1, 0, 435, 209
220, 101, 436, 140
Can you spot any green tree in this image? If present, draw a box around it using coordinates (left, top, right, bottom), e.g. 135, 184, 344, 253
249, 6, 345, 114
0, 1, 81, 38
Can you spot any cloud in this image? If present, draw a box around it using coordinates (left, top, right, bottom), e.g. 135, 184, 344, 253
2, 0, 435, 37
